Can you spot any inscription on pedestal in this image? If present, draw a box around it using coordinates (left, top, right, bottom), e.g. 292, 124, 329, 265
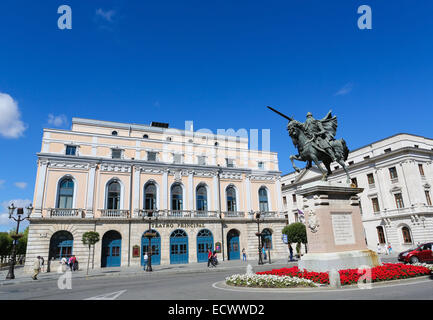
331, 213, 355, 245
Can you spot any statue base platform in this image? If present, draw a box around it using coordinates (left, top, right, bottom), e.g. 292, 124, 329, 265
295, 180, 381, 272
298, 249, 381, 272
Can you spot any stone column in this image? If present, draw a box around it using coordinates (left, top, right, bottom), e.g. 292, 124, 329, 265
162, 169, 168, 210
244, 175, 252, 213
275, 177, 283, 213
213, 173, 219, 211
188, 171, 194, 211
132, 167, 141, 217
85, 163, 97, 218
33, 160, 49, 218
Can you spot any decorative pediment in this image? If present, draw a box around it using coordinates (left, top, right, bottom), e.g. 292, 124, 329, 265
389, 185, 402, 194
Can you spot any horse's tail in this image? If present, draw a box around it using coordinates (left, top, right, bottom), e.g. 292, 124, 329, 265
341, 138, 349, 161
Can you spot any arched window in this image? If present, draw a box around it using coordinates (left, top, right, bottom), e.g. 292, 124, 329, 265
107, 180, 121, 210
226, 186, 237, 212
143, 134, 149, 139
402, 226, 412, 244
262, 228, 273, 249
144, 183, 157, 210
376, 226, 386, 244
112, 130, 118, 136
259, 187, 269, 212
196, 185, 208, 211
171, 184, 183, 211
49, 231, 73, 260
57, 178, 74, 209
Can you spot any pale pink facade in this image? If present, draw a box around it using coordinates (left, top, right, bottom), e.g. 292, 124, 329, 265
25, 118, 288, 272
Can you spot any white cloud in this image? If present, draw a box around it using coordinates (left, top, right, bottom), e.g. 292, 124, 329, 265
0, 92, 27, 138
14, 182, 27, 189
334, 83, 354, 96
96, 8, 116, 22
48, 114, 68, 127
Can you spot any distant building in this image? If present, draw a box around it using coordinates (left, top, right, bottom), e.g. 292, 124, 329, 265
282, 133, 433, 255
25, 118, 287, 272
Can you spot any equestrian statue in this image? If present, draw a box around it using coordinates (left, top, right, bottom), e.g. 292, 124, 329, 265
267, 106, 351, 183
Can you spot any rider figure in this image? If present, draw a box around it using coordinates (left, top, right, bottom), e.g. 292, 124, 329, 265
303, 112, 338, 162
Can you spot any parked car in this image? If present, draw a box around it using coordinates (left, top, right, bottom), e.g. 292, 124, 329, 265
398, 242, 433, 264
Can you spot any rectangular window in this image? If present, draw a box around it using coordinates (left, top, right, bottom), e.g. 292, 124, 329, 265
283, 196, 287, 206
389, 167, 398, 180
292, 194, 297, 203
112, 149, 122, 159
384, 148, 392, 153
364, 156, 370, 160
226, 158, 234, 168
367, 173, 375, 185
425, 190, 432, 206
197, 156, 206, 166
372, 197, 380, 212
348, 161, 354, 166
394, 193, 404, 209
147, 152, 157, 162
258, 161, 264, 169
65, 145, 76, 156
419, 164, 425, 176
173, 154, 183, 164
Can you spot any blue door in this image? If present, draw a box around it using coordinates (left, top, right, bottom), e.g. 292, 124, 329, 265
170, 229, 188, 264
196, 229, 213, 263
227, 229, 240, 260
142, 230, 161, 265
101, 231, 122, 267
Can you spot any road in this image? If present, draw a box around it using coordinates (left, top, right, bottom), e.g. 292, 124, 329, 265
1, 260, 432, 300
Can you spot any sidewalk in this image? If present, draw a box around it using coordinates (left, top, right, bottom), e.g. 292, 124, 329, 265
0, 258, 289, 286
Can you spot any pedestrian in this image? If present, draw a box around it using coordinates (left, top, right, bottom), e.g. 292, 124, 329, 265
69, 255, 77, 271
40, 256, 45, 272
32, 256, 41, 280
212, 251, 218, 266
262, 246, 267, 260
207, 249, 213, 268
143, 252, 148, 270
288, 243, 294, 262
242, 248, 247, 261
73, 256, 79, 271
388, 243, 392, 254
376, 243, 382, 254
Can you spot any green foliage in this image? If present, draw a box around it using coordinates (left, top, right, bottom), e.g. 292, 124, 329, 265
82, 231, 100, 247
0, 232, 12, 257
282, 222, 307, 244
16, 227, 29, 255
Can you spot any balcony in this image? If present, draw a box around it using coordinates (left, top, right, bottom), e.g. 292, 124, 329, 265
48, 208, 84, 218
99, 209, 131, 218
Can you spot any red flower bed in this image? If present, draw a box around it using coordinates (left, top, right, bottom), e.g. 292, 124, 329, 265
256, 263, 431, 286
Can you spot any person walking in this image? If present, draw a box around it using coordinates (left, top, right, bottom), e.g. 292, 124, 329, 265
40, 256, 45, 272
207, 249, 213, 268
376, 243, 382, 255
288, 243, 294, 262
387, 243, 392, 254
32, 256, 41, 280
242, 248, 247, 261
73, 256, 79, 271
262, 246, 267, 261
143, 252, 148, 270
69, 256, 77, 271
212, 251, 218, 266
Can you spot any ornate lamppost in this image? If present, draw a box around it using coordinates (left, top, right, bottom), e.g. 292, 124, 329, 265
255, 212, 264, 265
6, 203, 33, 280
143, 210, 157, 272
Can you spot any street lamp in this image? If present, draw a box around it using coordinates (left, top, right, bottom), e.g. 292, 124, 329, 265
255, 212, 264, 265
143, 210, 157, 272
6, 203, 33, 280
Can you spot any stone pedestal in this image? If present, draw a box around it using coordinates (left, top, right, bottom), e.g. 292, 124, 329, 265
296, 181, 381, 272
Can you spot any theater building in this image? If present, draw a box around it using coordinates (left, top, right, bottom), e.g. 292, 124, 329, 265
282, 133, 433, 254
24, 118, 287, 272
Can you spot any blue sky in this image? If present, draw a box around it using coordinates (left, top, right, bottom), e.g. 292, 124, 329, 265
1, 0, 433, 231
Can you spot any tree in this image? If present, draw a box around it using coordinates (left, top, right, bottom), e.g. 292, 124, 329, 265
282, 222, 307, 258
82, 231, 100, 275
0, 232, 12, 264
16, 227, 29, 256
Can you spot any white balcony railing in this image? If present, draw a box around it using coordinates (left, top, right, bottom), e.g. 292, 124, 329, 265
99, 209, 130, 218
48, 208, 84, 218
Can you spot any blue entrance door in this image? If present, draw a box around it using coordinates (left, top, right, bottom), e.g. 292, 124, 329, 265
196, 229, 214, 263
227, 229, 240, 260
142, 230, 161, 265
170, 229, 188, 264
101, 230, 122, 267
